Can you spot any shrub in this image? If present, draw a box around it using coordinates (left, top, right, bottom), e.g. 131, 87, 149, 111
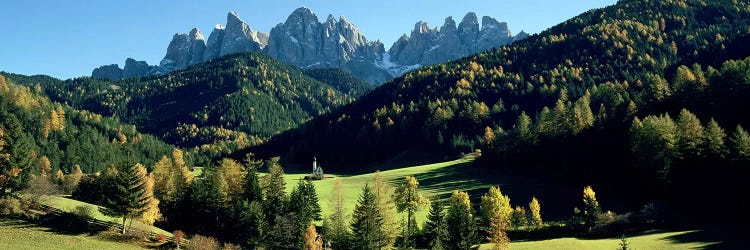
73, 205, 95, 219
0, 197, 23, 216
188, 234, 220, 250
156, 233, 167, 243
222, 242, 242, 250
173, 230, 186, 248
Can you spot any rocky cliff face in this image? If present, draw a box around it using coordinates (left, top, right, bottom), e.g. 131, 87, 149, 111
387, 12, 521, 67
219, 12, 263, 56
91, 58, 167, 80
160, 28, 206, 71
93, 8, 527, 84
91, 64, 122, 80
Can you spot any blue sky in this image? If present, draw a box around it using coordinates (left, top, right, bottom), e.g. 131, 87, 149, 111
0, 0, 616, 79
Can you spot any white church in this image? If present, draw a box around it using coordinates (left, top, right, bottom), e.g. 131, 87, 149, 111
309, 156, 324, 180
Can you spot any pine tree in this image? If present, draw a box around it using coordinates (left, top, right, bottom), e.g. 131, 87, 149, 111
392, 176, 430, 248
100, 163, 151, 234
351, 184, 386, 250
424, 199, 447, 250
529, 197, 543, 227
513, 205, 528, 228
445, 190, 476, 250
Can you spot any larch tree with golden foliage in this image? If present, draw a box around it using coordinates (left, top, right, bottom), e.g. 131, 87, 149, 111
581, 186, 601, 228
392, 175, 430, 247
152, 149, 193, 206
481, 186, 513, 250
372, 171, 399, 248
303, 224, 323, 250
138, 168, 161, 225
529, 197, 543, 227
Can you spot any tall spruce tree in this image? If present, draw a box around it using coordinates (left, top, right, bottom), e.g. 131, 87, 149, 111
289, 180, 322, 248
263, 158, 287, 225
351, 184, 386, 250
424, 199, 447, 250
0, 116, 33, 196
445, 190, 476, 250
100, 163, 151, 234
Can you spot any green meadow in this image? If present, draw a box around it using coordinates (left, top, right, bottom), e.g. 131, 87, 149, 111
0, 218, 146, 250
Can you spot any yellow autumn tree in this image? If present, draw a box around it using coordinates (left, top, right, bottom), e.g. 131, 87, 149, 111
529, 196, 543, 227
303, 224, 323, 250
481, 186, 513, 249
216, 158, 245, 206
38, 156, 52, 176
152, 149, 193, 205
138, 167, 161, 225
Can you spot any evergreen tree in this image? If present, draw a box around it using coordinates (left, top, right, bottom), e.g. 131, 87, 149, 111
100, 163, 151, 234
445, 190, 476, 250
0, 116, 34, 196
244, 162, 262, 203
424, 199, 447, 250
529, 197, 543, 227
238, 200, 267, 249
289, 180, 322, 247
351, 184, 386, 250
392, 176, 430, 248
263, 158, 287, 225
732, 125, 750, 162
704, 118, 727, 157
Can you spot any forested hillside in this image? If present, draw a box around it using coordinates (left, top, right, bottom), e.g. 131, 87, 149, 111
4, 52, 370, 162
250, 0, 750, 214
0, 74, 173, 189
257, 0, 750, 167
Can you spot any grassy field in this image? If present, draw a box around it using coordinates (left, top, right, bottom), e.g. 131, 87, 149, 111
0, 218, 146, 250
38, 195, 171, 235
479, 230, 724, 249
280, 155, 578, 225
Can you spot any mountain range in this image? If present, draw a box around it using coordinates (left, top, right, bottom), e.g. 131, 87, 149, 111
91, 7, 527, 84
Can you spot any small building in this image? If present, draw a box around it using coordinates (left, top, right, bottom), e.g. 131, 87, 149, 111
310, 156, 324, 180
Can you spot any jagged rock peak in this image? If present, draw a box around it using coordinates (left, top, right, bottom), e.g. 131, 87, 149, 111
189, 28, 204, 40
413, 21, 433, 34
442, 17, 457, 31
219, 11, 262, 56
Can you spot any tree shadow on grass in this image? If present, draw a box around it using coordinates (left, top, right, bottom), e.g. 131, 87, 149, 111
659, 226, 742, 250
395, 160, 579, 220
